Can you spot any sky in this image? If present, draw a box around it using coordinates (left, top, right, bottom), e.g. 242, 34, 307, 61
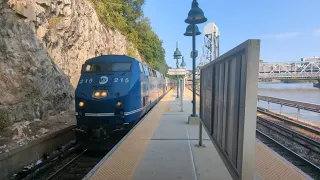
143, 0, 320, 70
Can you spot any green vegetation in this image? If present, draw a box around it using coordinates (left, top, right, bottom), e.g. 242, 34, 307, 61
0, 109, 9, 130
48, 16, 64, 28
88, 0, 168, 74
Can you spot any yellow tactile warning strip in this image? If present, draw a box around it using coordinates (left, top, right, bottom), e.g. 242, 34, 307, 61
89, 90, 174, 180
255, 141, 309, 180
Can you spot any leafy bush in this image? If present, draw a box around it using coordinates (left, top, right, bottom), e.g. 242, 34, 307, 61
48, 16, 64, 28
0, 109, 10, 130
88, 0, 168, 74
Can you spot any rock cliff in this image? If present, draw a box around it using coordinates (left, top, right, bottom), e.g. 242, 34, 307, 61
0, 0, 75, 152
0, 0, 74, 124
0, 0, 140, 152
7, 0, 141, 87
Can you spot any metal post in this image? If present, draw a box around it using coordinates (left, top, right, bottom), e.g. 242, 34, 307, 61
180, 79, 183, 112
176, 76, 179, 98
280, 103, 282, 115
183, 77, 186, 92
192, 24, 197, 117
268, 100, 270, 111
297, 107, 300, 120
176, 59, 179, 98
183, 78, 185, 94
199, 122, 203, 146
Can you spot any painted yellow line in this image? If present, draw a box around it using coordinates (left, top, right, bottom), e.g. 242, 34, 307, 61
255, 142, 308, 180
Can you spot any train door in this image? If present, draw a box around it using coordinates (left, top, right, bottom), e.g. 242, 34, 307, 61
138, 63, 145, 107
142, 64, 149, 107
162, 75, 165, 94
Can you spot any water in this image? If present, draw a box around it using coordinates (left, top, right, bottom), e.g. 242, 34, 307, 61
258, 83, 320, 124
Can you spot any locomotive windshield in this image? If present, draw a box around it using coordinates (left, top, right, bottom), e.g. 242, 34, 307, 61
81, 62, 132, 73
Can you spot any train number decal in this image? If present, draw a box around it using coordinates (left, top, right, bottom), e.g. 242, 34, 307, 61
79, 77, 129, 84
79, 78, 93, 84
99, 76, 108, 84
114, 78, 130, 83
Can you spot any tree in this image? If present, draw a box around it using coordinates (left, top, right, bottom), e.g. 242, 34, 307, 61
88, 0, 168, 74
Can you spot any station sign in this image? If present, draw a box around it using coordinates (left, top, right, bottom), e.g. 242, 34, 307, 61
190, 50, 198, 58
167, 68, 187, 75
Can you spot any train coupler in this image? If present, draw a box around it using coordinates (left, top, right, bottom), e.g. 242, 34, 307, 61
73, 128, 86, 134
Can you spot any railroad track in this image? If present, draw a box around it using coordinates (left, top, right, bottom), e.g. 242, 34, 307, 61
256, 130, 320, 179
257, 107, 320, 135
14, 141, 81, 180
29, 130, 130, 180
256, 116, 320, 168
256, 115, 320, 152
44, 150, 105, 180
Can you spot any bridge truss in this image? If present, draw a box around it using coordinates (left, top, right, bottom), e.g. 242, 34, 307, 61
195, 22, 220, 79
259, 60, 320, 80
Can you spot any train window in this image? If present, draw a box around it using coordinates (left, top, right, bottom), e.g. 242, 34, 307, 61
143, 64, 149, 76
82, 64, 101, 72
81, 63, 132, 73
86, 65, 91, 71
138, 63, 143, 73
147, 67, 150, 76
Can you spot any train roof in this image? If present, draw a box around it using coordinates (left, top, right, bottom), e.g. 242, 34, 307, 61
84, 54, 164, 76
85, 55, 137, 64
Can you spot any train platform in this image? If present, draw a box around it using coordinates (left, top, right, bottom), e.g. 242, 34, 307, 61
84, 88, 312, 180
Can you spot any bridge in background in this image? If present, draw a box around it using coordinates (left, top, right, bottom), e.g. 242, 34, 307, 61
186, 60, 320, 84
259, 60, 320, 80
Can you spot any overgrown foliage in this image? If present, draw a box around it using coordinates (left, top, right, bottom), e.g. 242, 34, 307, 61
89, 0, 168, 74
0, 109, 9, 130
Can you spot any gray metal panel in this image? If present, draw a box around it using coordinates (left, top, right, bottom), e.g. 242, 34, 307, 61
200, 66, 213, 133
199, 40, 260, 180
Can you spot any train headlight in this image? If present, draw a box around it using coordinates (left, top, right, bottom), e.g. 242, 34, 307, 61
101, 91, 107, 97
79, 102, 84, 107
94, 92, 100, 97
116, 101, 122, 107
93, 90, 108, 98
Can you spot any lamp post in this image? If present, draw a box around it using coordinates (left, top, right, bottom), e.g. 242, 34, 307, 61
180, 56, 186, 68
173, 42, 182, 98
184, 0, 207, 147
180, 56, 186, 93
184, 0, 206, 117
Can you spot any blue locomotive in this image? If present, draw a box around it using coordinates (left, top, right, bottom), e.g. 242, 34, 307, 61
74, 55, 174, 150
